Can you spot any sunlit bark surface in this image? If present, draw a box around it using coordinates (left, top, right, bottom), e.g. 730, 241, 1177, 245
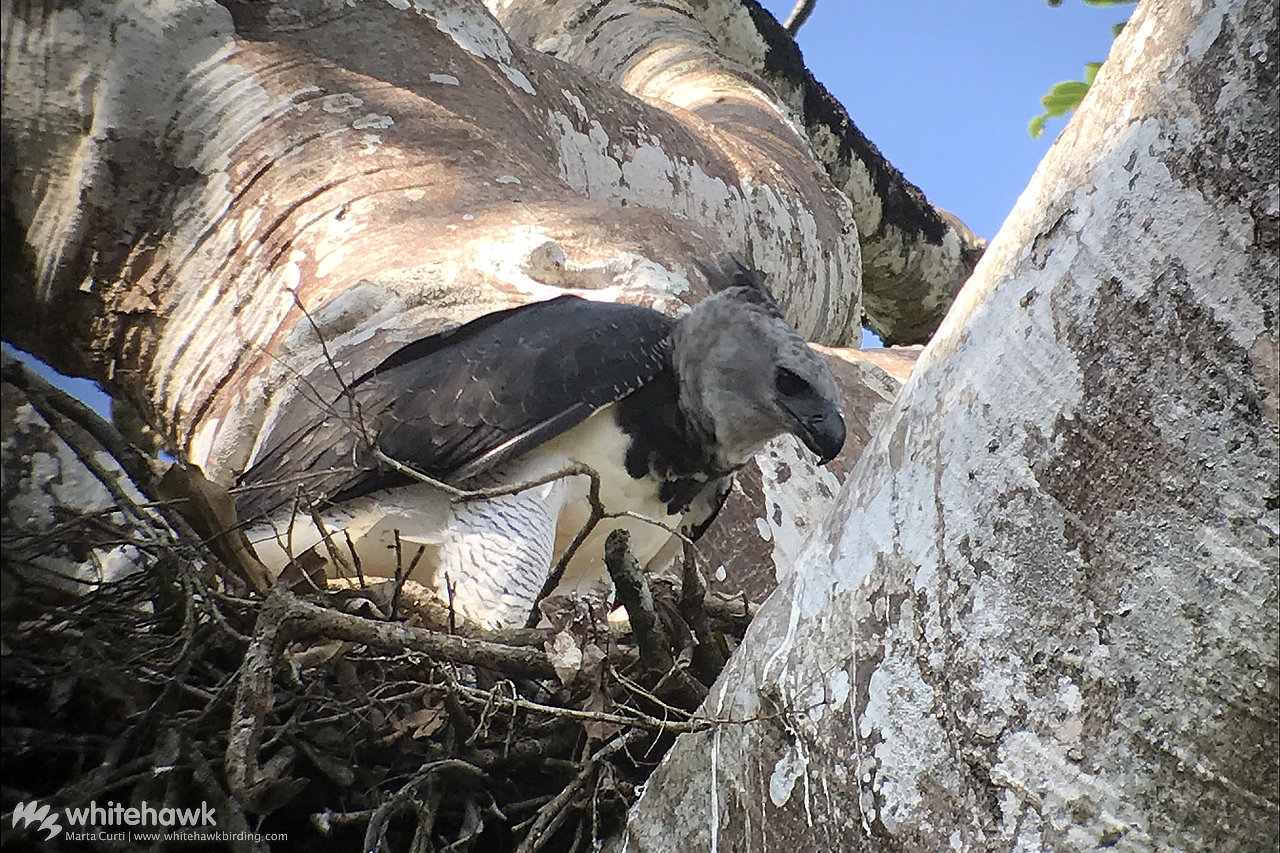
619, 0, 1279, 849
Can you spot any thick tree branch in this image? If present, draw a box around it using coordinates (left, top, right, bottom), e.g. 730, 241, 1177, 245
783, 0, 817, 35
621, 0, 1279, 848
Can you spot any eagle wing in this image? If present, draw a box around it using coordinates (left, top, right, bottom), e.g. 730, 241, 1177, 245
236, 296, 673, 522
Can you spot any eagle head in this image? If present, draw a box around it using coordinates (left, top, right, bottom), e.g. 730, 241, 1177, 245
673, 279, 846, 471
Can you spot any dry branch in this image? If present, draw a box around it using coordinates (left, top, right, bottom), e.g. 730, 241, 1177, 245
280, 592, 558, 680
678, 543, 729, 681
604, 530, 708, 707
513, 729, 645, 853
783, 0, 818, 34
0, 350, 161, 501
3, 401, 756, 851
604, 530, 672, 675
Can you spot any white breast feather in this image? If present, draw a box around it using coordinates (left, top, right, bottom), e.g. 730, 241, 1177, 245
247, 405, 683, 627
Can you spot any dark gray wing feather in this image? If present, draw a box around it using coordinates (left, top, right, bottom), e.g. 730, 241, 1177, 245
236, 296, 673, 522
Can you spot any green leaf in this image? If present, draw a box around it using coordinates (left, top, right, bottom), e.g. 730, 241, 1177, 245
1032, 0, 1136, 138
1040, 80, 1091, 116
1112, 21, 1127, 37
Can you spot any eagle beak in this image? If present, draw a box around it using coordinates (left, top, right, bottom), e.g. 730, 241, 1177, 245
782, 399, 846, 465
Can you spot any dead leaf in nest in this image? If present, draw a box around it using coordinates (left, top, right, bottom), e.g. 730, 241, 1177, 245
383, 698, 448, 744
541, 592, 615, 735
402, 704, 448, 740
538, 580, 612, 632
580, 641, 607, 680
328, 579, 397, 612
581, 684, 619, 741
538, 595, 585, 634
288, 639, 346, 671
546, 630, 584, 686
541, 584, 612, 687
546, 629, 610, 690
276, 548, 328, 592
336, 592, 386, 619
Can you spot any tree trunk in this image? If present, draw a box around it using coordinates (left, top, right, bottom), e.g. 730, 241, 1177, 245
618, 0, 1279, 849
2, 0, 965, 594
486, 0, 985, 344
5, 0, 1272, 848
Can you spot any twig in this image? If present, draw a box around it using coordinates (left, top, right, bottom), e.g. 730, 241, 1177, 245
447, 681, 706, 735
391, 530, 426, 619
363, 759, 486, 853
189, 738, 268, 853
444, 572, 458, 634
275, 591, 557, 680
609, 666, 693, 723
603, 509, 697, 549
604, 530, 671, 674
289, 289, 371, 449
4, 359, 162, 544
308, 503, 357, 581
526, 466, 605, 627
312, 807, 376, 836
0, 352, 227, 611
342, 528, 367, 588
517, 483, 699, 629
372, 448, 597, 503
0, 350, 163, 503
679, 542, 729, 681
226, 591, 296, 810
513, 729, 644, 853
704, 591, 760, 633
227, 467, 363, 498
467, 678, 517, 747
605, 530, 708, 705
441, 672, 477, 745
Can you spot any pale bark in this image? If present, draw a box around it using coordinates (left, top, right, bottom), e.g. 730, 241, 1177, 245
1, 0, 949, 599
782, 0, 818, 36
488, 0, 986, 344
1, 0, 876, 482
620, 0, 1279, 850
6, 0, 1273, 845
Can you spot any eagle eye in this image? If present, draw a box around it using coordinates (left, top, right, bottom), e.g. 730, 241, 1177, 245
775, 367, 808, 397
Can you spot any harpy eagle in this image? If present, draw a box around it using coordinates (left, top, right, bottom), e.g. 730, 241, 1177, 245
237, 262, 845, 628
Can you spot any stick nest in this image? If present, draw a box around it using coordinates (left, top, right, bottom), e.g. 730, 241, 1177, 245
1, 459, 756, 853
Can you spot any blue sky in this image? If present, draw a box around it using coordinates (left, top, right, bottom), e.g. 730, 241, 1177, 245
757, 0, 1127, 240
